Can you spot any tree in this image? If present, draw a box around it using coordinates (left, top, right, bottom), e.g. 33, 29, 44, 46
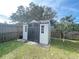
10, 5, 26, 22
72, 24, 79, 31
10, 2, 56, 23
55, 15, 75, 41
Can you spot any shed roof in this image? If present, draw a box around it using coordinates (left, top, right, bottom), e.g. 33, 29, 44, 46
30, 20, 38, 23
30, 20, 50, 24
23, 20, 50, 25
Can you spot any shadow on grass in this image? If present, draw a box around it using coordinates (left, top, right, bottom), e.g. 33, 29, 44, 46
50, 39, 79, 53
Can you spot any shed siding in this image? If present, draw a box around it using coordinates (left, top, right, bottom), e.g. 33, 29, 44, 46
27, 23, 40, 43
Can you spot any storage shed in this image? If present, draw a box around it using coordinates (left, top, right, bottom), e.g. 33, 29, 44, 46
23, 20, 50, 45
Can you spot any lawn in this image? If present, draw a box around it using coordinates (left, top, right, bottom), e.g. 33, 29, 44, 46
0, 39, 79, 59
0, 40, 24, 57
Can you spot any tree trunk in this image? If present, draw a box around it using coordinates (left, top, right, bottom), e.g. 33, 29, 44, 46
60, 31, 65, 42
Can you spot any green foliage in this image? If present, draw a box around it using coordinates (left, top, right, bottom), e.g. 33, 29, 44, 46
10, 5, 26, 22
10, 2, 56, 23
54, 15, 75, 39
59, 15, 75, 31
72, 24, 79, 31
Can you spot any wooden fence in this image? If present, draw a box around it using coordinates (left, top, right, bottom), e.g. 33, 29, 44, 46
0, 23, 22, 42
51, 30, 79, 40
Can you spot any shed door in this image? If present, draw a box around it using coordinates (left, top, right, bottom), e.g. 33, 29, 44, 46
28, 23, 40, 43
23, 25, 28, 40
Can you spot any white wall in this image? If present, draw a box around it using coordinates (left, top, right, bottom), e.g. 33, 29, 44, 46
23, 25, 28, 40
40, 24, 49, 45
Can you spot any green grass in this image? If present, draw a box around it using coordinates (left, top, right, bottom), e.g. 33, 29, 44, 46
0, 39, 79, 59
51, 39, 79, 53
0, 40, 24, 57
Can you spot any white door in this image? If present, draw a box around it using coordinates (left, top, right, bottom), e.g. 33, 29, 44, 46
40, 24, 49, 45
23, 25, 28, 40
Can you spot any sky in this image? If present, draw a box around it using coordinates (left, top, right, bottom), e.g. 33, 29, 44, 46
0, 0, 79, 23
